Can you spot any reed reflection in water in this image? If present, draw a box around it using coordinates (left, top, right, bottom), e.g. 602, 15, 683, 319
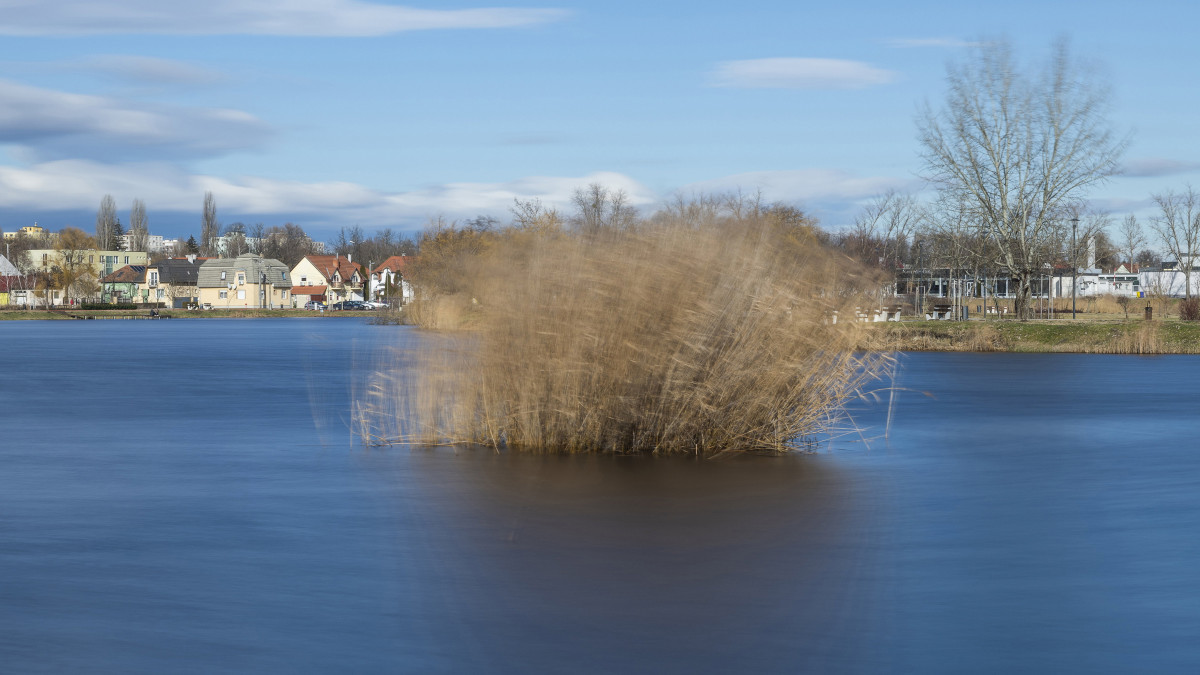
363, 450, 883, 673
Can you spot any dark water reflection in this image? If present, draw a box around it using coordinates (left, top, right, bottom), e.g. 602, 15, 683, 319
2, 321, 1199, 673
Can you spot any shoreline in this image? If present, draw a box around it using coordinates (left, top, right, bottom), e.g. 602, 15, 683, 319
0, 308, 386, 320
3, 309, 1196, 354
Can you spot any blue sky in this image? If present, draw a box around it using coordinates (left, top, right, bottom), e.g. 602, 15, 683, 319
0, 0, 1195, 243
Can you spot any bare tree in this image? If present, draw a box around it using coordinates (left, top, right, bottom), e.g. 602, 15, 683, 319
1118, 215, 1145, 271
201, 191, 220, 257
571, 183, 638, 233
850, 190, 924, 270
1148, 187, 1200, 298
511, 198, 564, 233
128, 198, 149, 252
259, 223, 318, 267
917, 39, 1126, 319
95, 195, 118, 251
248, 222, 266, 254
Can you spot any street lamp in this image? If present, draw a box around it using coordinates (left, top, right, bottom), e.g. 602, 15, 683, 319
915, 241, 924, 317
1071, 216, 1080, 320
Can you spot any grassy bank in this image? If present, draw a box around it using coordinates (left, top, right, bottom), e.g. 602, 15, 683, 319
862, 319, 1200, 354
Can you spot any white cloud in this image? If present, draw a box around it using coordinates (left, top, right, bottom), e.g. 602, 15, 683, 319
0, 158, 919, 233
0, 1, 567, 36
0, 160, 655, 226
0, 78, 269, 160
710, 58, 897, 90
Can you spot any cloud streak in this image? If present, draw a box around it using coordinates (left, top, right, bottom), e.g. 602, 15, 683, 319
1120, 157, 1200, 178
710, 58, 897, 90
0, 78, 270, 160
681, 169, 918, 203
81, 55, 224, 85
0, 1, 567, 36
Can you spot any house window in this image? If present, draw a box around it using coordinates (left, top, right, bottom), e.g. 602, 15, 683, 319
124, 256, 129, 264
282, 290, 288, 298
237, 290, 246, 300
300, 275, 307, 283
237, 273, 245, 285
219, 290, 228, 299
89, 255, 94, 263
221, 271, 227, 280
157, 289, 165, 299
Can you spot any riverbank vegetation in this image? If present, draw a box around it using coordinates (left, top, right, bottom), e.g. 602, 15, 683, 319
862, 319, 1200, 354
358, 194, 889, 455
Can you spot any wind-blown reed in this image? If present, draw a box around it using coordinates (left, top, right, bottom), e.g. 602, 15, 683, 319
357, 215, 888, 455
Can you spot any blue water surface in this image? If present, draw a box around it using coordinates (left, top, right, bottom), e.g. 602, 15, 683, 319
1, 320, 1198, 674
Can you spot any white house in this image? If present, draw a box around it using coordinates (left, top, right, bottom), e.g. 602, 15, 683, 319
371, 256, 414, 305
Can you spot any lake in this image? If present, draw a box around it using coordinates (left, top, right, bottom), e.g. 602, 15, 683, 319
2, 319, 1198, 673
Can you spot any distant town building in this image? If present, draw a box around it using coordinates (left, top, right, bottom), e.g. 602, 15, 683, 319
117, 233, 166, 253
2, 223, 55, 243
25, 249, 150, 278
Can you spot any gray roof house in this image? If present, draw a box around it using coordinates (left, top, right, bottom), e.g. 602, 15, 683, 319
197, 253, 294, 309
146, 256, 204, 308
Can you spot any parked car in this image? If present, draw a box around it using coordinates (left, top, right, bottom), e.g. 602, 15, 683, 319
304, 301, 326, 310
332, 300, 368, 310
362, 300, 388, 310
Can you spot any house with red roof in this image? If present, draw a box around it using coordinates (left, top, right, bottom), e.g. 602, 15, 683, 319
289, 255, 365, 306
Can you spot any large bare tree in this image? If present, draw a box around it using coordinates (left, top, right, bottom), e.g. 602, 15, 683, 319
128, 198, 149, 252
201, 191, 220, 257
95, 194, 118, 251
1148, 186, 1200, 298
917, 39, 1126, 319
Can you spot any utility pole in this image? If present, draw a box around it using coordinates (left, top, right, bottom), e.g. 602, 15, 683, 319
1071, 217, 1080, 320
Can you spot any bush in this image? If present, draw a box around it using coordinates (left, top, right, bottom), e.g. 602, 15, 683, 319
358, 210, 889, 455
81, 303, 137, 310
1180, 297, 1200, 321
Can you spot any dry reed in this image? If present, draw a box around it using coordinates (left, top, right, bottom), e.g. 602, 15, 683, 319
1107, 321, 1163, 354
357, 216, 889, 455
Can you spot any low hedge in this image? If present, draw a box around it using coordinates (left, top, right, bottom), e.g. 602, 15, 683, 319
80, 303, 138, 310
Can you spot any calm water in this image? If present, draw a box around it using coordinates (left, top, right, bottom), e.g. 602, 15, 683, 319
2, 319, 1199, 673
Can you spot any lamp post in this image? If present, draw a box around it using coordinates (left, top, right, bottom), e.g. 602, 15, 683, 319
915, 241, 924, 317
1071, 216, 1080, 320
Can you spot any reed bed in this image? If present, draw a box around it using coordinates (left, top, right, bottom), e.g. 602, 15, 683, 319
357, 217, 890, 455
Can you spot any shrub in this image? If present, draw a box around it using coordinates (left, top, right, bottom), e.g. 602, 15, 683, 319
1180, 297, 1200, 321
358, 211, 889, 456
81, 303, 137, 310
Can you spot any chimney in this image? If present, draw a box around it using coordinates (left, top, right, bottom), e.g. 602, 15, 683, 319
187, 254, 196, 263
